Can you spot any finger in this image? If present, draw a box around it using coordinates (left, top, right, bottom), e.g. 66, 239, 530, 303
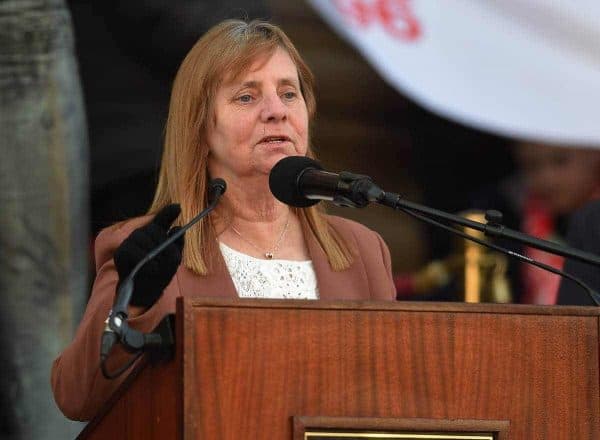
121, 241, 148, 261
114, 242, 147, 274
152, 204, 181, 230
130, 228, 162, 250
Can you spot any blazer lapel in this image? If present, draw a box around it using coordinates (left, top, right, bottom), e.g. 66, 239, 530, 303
306, 225, 370, 300
176, 244, 238, 299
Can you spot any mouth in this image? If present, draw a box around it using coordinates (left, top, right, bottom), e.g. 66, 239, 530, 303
257, 135, 292, 145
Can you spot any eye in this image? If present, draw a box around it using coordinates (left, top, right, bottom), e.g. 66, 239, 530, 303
282, 91, 297, 100
236, 94, 254, 103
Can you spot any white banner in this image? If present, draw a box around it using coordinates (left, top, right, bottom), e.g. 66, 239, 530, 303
307, 0, 600, 146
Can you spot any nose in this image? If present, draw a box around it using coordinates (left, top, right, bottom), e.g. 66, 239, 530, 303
260, 93, 287, 123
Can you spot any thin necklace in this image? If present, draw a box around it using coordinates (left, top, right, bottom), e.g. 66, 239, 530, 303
229, 213, 290, 259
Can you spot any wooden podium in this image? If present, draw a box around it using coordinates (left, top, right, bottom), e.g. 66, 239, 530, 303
78, 298, 600, 439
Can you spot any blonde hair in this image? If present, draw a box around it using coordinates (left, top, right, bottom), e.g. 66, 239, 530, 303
149, 19, 353, 275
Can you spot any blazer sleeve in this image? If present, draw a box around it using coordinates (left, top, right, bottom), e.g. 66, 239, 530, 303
50, 221, 180, 421
362, 227, 397, 301
376, 230, 396, 300
329, 215, 396, 301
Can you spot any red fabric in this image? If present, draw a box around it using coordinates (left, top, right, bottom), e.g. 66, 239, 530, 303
394, 274, 416, 298
520, 197, 564, 304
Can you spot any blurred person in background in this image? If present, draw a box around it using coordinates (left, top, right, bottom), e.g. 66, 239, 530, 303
396, 141, 600, 305
557, 199, 600, 305
513, 142, 600, 304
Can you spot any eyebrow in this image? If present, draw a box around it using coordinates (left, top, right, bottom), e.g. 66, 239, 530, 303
233, 78, 300, 90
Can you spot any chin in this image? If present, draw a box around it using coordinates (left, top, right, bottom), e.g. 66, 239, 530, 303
255, 149, 307, 174
252, 156, 286, 176
269, 152, 293, 166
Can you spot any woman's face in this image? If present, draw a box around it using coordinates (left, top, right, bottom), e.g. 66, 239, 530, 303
207, 47, 309, 182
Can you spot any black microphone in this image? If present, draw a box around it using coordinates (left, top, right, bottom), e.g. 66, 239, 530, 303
101, 178, 227, 375
269, 156, 381, 208
269, 156, 600, 305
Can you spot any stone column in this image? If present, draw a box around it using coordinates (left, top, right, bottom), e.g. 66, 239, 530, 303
0, 0, 89, 437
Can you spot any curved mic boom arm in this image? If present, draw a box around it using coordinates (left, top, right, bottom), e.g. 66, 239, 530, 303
351, 179, 600, 305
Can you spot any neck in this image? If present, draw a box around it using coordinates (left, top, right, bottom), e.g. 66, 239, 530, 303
210, 174, 309, 260
215, 175, 290, 227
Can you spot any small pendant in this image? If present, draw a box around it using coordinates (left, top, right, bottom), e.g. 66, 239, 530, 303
265, 252, 274, 259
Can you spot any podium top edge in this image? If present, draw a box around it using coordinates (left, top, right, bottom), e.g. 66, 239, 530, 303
180, 297, 600, 317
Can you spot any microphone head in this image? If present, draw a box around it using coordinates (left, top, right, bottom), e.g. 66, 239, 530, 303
269, 156, 322, 207
208, 178, 227, 203
209, 178, 227, 193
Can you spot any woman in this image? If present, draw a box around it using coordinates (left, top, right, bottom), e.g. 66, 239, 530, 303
51, 19, 395, 421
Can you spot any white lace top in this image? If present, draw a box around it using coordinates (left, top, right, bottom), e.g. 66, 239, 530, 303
219, 242, 319, 300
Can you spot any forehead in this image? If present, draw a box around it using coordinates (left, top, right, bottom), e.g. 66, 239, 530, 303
222, 48, 300, 87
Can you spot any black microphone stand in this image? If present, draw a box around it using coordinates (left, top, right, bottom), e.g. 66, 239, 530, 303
270, 156, 600, 303
375, 190, 600, 266
100, 179, 226, 378
352, 180, 600, 305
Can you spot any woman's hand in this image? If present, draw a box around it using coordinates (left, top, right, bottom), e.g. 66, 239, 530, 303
114, 204, 184, 310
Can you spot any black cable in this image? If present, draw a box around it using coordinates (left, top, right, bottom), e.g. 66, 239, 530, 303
100, 351, 144, 380
396, 206, 600, 306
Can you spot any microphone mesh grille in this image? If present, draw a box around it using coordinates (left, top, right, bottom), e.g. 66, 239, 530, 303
269, 156, 322, 207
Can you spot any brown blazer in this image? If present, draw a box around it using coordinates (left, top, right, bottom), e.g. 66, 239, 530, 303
51, 214, 396, 421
